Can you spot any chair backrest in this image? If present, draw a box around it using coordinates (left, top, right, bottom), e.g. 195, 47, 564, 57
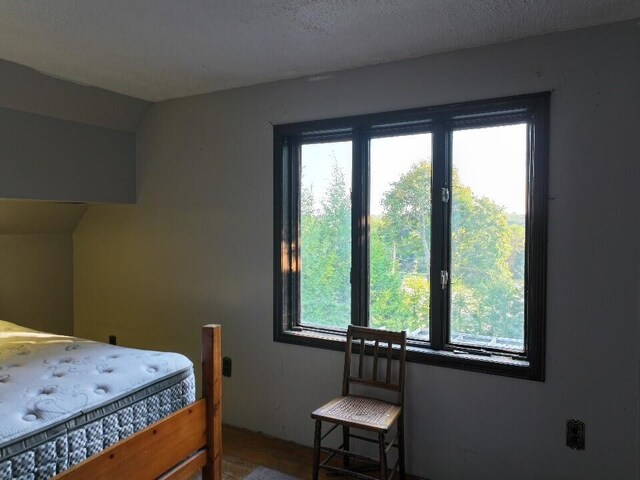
342, 325, 407, 405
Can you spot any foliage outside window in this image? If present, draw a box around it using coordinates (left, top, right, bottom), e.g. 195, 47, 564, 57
274, 93, 549, 380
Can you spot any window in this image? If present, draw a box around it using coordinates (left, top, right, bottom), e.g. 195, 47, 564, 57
274, 93, 549, 380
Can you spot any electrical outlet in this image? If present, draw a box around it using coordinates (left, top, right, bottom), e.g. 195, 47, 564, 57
108, 335, 117, 345
223, 357, 232, 377
566, 419, 585, 450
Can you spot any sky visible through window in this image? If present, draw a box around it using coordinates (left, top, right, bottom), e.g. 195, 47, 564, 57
453, 124, 527, 215
301, 124, 527, 216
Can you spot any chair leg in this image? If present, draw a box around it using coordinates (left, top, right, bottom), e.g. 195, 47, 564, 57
379, 432, 387, 480
313, 420, 322, 480
342, 425, 350, 468
398, 414, 406, 479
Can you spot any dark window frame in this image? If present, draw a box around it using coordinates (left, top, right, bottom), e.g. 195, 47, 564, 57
274, 92, 549, 381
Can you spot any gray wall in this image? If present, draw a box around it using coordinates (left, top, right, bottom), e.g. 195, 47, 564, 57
0, 59, 148, 204
73, 21, 640, 480
0, 58, 148, 132
0, 106, 136, 203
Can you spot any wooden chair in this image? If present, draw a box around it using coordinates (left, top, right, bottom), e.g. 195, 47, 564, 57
311, 326, 407, 480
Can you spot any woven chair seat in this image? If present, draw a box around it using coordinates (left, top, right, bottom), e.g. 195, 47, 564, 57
311, 326, 407, 479
312, 395, 402, 433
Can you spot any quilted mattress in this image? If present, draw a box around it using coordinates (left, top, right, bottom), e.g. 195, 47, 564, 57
0, 320, 195, 480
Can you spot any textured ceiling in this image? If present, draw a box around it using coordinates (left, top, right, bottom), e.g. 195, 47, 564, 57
0, 1, 637, 101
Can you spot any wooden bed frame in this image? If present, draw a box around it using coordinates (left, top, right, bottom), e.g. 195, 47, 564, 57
54, 325, 222, 480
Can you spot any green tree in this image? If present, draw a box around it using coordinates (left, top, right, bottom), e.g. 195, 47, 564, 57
301, 156, 525, 347
374, 162, 524, 345
449, 170, 524, 342
379, 161, 432, 275
300, 160, 351, 327
370, 218, 413, 331
370, 160, 432, 335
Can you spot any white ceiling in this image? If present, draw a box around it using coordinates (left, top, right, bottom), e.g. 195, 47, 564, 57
0, 1, 637, 102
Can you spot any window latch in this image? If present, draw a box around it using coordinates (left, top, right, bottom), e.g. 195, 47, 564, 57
440, 270, 449, 289
453, 348, 492, 357
441, 187, 450, 203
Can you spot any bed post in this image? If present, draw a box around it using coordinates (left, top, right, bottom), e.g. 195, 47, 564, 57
202, 324, 222, 480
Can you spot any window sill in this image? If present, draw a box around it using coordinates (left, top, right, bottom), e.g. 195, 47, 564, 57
274, 328, 541, 381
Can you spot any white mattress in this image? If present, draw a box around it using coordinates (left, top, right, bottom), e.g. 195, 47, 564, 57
0, 320, 193, 449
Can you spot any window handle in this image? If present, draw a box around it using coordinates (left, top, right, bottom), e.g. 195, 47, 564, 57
440, 270, 449, 289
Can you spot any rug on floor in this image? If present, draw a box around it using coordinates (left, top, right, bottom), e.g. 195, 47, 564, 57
243, 466, 299, 480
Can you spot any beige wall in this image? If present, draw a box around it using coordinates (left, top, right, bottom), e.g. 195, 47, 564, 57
0, 234, 73, 335
73, 21, 640, 480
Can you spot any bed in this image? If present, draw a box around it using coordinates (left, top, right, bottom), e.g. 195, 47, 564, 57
0, 320, 222, 480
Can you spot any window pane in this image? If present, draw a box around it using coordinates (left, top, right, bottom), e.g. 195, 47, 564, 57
369, 133, 432, 339
450, 124, 527, 352
300, 141, 352, 328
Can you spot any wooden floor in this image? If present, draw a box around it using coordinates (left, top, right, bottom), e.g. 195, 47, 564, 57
223, 424, 330, 479
222, 425, 419, 480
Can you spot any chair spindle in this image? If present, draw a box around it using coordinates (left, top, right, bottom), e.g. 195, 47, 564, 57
386, 342, 392, 384
358, 338, 365, 378
373, 340, 380, 381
